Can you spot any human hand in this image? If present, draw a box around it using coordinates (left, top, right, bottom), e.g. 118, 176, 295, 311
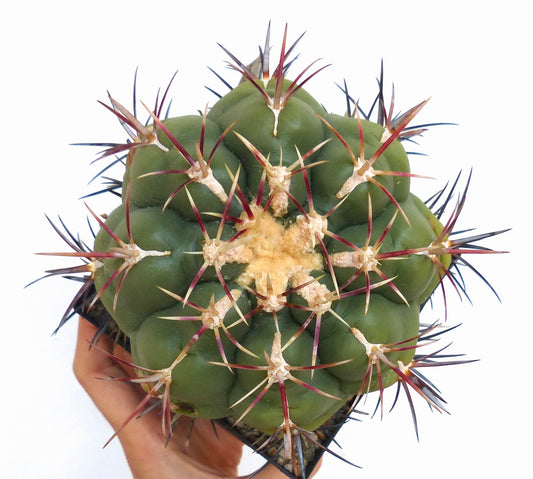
73, 317, 321, 478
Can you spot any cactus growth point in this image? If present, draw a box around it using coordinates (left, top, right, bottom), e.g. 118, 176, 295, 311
36, 24, 507, 478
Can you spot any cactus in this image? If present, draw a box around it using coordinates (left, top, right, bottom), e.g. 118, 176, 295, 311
37, 24, 507, 478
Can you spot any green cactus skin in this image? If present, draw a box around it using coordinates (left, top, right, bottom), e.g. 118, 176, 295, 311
39, 25, 507, 478
93, 90, 436, 430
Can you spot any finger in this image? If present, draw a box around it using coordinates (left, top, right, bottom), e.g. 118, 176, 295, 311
247, 463, 294, 479
72, 317, 158, 439
174, 418, 243, 476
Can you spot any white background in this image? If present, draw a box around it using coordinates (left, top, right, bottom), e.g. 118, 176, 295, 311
1, 1, 530, 478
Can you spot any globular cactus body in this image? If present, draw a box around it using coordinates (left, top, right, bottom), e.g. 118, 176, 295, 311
39, 25, 506, 478
94, 83, 435, 429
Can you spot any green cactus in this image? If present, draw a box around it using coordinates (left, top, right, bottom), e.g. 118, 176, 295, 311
38, 25, 507, 478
